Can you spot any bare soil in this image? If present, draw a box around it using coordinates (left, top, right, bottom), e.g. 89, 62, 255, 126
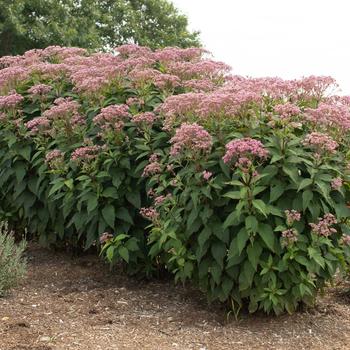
1, 244, 350, 350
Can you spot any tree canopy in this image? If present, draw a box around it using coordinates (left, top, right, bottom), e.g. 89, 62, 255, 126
0, 0, 200, 56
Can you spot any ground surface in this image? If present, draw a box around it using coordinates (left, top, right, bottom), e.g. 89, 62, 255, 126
1, 245, 350, 350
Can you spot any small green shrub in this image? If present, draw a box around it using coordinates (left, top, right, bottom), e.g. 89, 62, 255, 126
0, 222, 27, 296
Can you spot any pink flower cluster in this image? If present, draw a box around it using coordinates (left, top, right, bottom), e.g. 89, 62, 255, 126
0, 66, 29, 91
93, 104, 130, 131
0, 91, 24, 109
340, 234, 350, 246
139, 207, 159, 221
223, 138, 269, 165
45, 149, 64, 163
43, 98, 80, 120
99, 232, 114, 244
302, 132, 338, 154
310, 213, 337, 237
132, 112, 156, 126
71, 145, 101, 161
202, 170, 213, 180
285, 210, 301, 226
25, 117, 50, 134
331, 177, 343, 190
142, 154, 162, 177
274, 103, 301, 119
170, 123, 213, 157
28, 84, 52, 97
154, 194, 171, 206
281, 228, 298, 246
305, 103, 350, 130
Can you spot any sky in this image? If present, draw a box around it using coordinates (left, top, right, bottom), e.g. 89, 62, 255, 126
172, 0, 350, 95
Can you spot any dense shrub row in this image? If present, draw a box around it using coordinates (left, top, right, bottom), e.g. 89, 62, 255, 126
1, 45, 350, 313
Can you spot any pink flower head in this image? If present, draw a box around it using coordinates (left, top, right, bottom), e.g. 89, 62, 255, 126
71, 145, 101, 162
132, 112, 155, 126
99, 232, 114, 244
285, 210, 301, 226
45, 149, 64, 163
93, 104, 130, 131
142, 154, 161, 177
274, 103, 301, 119
281, 228, 298, 246
139, 207, 159, 222
303, 132, 338, 154
27, 84, 52, 97
202, 170, 213, 180
223, 138, 269, 165
0, 91, 23, 109
340, 234, 350, 246
25, 116, 50, 134
154, 194, 171, 206
331, 177, 343, 190
309, 213, 337, 237
170, 123, 213, 157
153, 74, 180, 90
304, 103, 350, 130
43, 97, 80, 120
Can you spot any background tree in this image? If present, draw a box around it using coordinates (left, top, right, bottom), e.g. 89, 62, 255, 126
0, 0, 200, 56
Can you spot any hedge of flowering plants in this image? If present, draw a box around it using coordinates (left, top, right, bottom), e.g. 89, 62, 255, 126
1, 44, 350, 314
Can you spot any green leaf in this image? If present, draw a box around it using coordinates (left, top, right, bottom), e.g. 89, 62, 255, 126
308, 247, 325, 268
247, 242, 262, 270
269, 184, 284, 203
239, 260, 255, 290
223, 210, 241, 229
115, 207, 133, 224
14, 162, 26, 183
237, 227, 249, 255
64, 179, 74, 190
102, 187, 119, 199
211, 241, 227, 268
198, 227, 211, 248
253, 186, 267, 196
106, 246, 115, 262
48, 180, 65, 197
102, 204, 115, 228
298, 178, 313, 191
126, 191, 141, 208
258, 223, 275, 252
245, 215, 258, 233
118, 246, 129, 263
18, 145, 31, 161
252, 199, 268, 217
87, 194, 98, 213
223, 191, 241, 199
302, 190, 313, 211
282, 165, 299, 184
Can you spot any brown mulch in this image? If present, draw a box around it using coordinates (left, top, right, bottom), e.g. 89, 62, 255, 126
1, 244, 350, 350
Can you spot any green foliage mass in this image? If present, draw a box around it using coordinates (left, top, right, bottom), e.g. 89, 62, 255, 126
0, 0, 200, 56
